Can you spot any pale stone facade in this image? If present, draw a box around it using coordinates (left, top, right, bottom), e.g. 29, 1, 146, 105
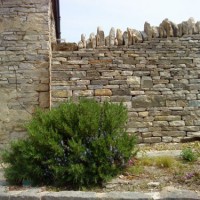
0, 0, 56, 148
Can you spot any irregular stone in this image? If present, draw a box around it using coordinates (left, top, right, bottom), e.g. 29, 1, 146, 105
178, 23, 183, 36
147, 182, 160, 188
109, 27, 115, 46
152, 26, 159, 38
116, 29, 123, 45
105, 36, 109, 46
144, 22, 153, 40
86, 39, 92, 48
114, 38, 118, 46
132, 29, 143, 42
195, 21, 200, 33
78, 41, 84, 49
96, 26, 105, 46
160, 19, 173, 37
81, 34, 86, 48
140, 31, 148, 41
187, 17, 197, 34
182, 20, 189, 35
127, 28, 133, 45
123, 31, 128, 46
89, 33, 96, 48
95, 89, 112, 96
170, 21, 179, 37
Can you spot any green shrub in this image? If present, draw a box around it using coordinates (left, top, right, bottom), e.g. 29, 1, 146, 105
181, 148, 198, 162
2, 99, 137, 189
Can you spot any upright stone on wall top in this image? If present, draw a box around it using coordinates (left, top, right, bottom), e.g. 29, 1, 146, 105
109, 27, 115, 46
96, 26, 105, 46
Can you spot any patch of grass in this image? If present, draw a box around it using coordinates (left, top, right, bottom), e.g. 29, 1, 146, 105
181, 148, 198, 162
154, 156, 176, 168
138, 156, 177, 168
127, 164, 144, 176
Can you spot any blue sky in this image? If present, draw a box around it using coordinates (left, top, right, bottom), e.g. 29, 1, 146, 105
60, 0, 200, 43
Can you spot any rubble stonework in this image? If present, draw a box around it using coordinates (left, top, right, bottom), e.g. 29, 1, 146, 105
52, 33, 200, 144
78, 17, 200, 48
1, 1, 200, 147
0, 0, 56, 148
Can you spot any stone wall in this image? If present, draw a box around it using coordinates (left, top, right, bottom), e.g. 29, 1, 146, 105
52, 34, 200, 143
0, 0, 55, 148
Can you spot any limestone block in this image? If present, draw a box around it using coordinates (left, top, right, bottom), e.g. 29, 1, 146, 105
76, 80, 90, 85
35, 84, 49, 92
169, 121, 185, 127
130, 91, 145, 95
154, 115, 181, 121
128, 121, 152, 128
138, 112, 148, 117
39, 91, 49, 108
132, 95, 165, 108
95, 89, 112, 96
143, 137, 161, 143
189, 100, 200, 107
166, 100, 176, 107
187, 131, 200, 137
51, 90, 72, 98
153, 121, 169, 127
194, 120, 200, 125
127, 76, 140, 85
162, 136, 173, 143
141, 76, 153, 88
73, 90, 94, 96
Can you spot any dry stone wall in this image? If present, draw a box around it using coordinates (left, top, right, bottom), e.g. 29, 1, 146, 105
0, 0, 55, 148
52, 33, 200, 143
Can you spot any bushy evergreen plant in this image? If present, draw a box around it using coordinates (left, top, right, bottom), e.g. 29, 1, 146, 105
2, 99, 137, 189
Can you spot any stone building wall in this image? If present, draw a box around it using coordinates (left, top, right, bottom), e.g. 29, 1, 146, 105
0, 0, 55, 148
51, 34, 200, 143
